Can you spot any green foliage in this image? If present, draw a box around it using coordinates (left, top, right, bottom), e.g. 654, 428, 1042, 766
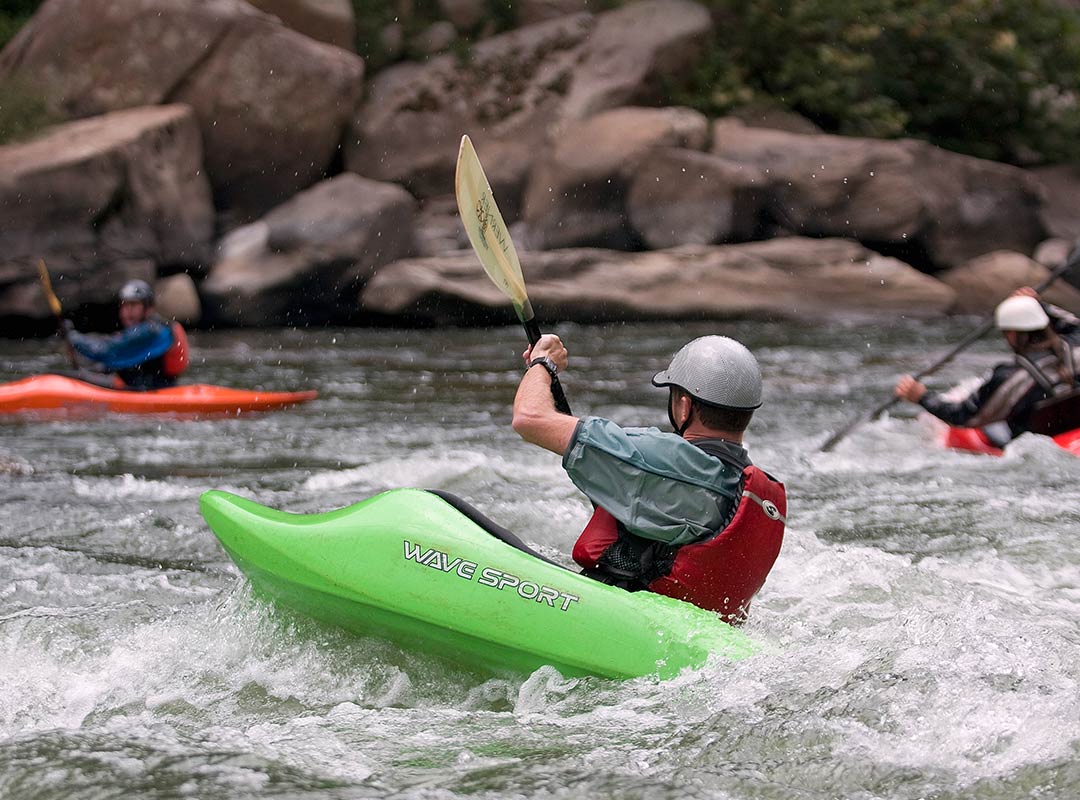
0, 76, 55, 144
673, 0, 1080, 164
350, 0, 520, 72
0, 0, 40, 49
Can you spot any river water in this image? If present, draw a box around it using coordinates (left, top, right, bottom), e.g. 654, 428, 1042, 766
1, 320, 1077, 799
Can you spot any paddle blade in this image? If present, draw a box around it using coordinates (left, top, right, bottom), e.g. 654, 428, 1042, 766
36, 259, 63, 318
455, 135, 531, 313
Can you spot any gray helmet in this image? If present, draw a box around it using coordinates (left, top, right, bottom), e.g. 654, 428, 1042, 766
118, 279, 154, 304
652, 335, 763, 409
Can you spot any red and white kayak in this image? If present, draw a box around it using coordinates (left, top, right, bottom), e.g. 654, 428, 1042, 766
0, 374, 317, 417
941, 424, 1080, 457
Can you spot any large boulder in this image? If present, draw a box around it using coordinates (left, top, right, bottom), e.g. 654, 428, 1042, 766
626, 148, 767, 249
346, 0, 712, 208
201, 173, 417, 326
1032, 238, 1080, 293
1031, 164, 1080, 241
522, 106, 710, 249
360, 237, 956, 324
437, 0, 486, 32
711, 119, 1046, 271
244, 0, 356, 50
518, 0, 593, 25
558, 0, 712, 121
0, 0, 364, 222
347, 13, 592, 206
155, 273, 202, 325
0, 105, 213, 331
937, 251, 1080, 315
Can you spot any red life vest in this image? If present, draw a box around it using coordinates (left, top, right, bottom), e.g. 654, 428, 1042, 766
572, 465, 786, 623
162, 322, 190, 378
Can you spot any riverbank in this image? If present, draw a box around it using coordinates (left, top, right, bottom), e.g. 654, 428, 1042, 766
2, 0, 1080, 335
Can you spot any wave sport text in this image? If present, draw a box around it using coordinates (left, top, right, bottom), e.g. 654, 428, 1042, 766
403, 541, 580, 611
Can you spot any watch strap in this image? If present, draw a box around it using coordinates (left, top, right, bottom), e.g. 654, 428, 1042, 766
528, 356, 559, 378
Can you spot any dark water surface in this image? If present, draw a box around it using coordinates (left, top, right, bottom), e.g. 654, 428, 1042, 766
1, 321, 1078, 799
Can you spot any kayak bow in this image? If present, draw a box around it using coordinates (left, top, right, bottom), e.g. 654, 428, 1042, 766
941, 424, 1080, 456
200, 488, 755, 679
0, 375, 317, 416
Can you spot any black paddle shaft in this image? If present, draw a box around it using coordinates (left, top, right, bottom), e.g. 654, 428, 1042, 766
522, 317, 572, 416
819, 244, 1080, 453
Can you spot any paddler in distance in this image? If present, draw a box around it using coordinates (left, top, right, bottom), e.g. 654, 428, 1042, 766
894, 288, 1080, 447
512, 333, 786, 624
59, 279, 189, 391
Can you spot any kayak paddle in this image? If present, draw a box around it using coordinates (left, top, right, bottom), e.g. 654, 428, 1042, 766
819, 242, 1080, 453
454, 134, 571, 414
36, 258, 78, 368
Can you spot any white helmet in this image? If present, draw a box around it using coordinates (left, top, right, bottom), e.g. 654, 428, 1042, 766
118, 279, 154, 304
652, 336, 763, 409
994, 295, 1049, 332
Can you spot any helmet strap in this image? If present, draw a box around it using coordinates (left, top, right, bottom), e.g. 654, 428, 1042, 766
668, 391, 692, 436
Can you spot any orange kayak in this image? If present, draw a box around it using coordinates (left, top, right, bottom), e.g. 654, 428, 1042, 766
942, 424, 1080, 457
0, 375, 317, 417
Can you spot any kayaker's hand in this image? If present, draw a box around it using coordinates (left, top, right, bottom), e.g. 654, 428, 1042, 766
894, 374, 927, 403
522, 334, 568, 373
60, 319, 74, 337
1010, 286, 1038, 299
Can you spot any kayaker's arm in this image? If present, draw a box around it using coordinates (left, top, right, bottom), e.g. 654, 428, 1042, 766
512, 334, 579, 455
68, 321, 173, 370
914, 368, 1009, 427
1045, 302, 1080, 343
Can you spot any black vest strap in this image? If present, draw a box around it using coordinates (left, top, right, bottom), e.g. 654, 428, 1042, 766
1015, 353, 1058, 393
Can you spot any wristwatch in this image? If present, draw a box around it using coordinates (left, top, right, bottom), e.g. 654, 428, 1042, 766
528, 356, 559, 379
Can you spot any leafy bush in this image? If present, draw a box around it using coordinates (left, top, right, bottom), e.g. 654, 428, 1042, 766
0, 76, 56, 144
7, 0, 1079, 164
350, 0, 517, 72
674, 0, 1080, 164
0, 0, 41, 50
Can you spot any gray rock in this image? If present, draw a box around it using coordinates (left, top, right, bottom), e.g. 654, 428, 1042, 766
437, 0, 485, 32
937, 250, 1080, 314
559, 0, 713, 121
0, 105, 213, 326
346, 0, 712, 206
201, 173, 417, 326
518, 0, 594, 25
413, 21, 457, 55
379, 23, 405, 60
245, 0, 356, 50
711, 118, 1046, 270
0, 0, 364, 222
627, 148, 767, 249
155, 273, 202, 325
361, 237, 956, 323
347, 13, 593, 202
523, 106, 710, 249
1031, 164, 1080, 241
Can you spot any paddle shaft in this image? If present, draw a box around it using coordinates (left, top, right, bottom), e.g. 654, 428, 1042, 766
522, 314, 572, 415
819, 246, 1080, 452
36, 259, 78, 369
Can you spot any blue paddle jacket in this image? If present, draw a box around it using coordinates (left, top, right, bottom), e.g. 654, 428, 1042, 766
68, 316, 175, 390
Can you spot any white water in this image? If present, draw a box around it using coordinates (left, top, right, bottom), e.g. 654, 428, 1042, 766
1, 321, 1078, 799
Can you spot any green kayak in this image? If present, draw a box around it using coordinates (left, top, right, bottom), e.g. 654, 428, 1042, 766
200, 488, 755, 679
